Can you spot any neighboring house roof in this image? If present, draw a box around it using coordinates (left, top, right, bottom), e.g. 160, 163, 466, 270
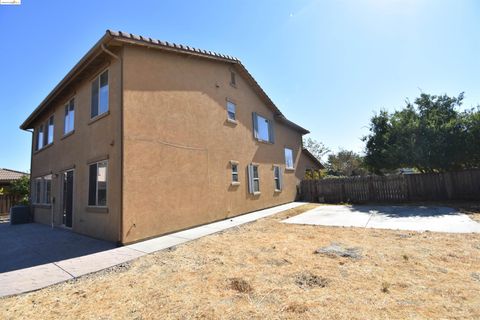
0, 168, 29, 183
302, 148, 325, 169
20, 30, 310, 134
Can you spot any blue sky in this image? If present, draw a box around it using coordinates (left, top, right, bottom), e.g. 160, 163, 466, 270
1, 0, 479, 172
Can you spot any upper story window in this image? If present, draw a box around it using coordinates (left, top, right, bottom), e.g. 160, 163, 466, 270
36, 125, 44, 151
88, 160, 108, 207
252, 112, 274, 143
227, 101, 236, 121
248, 163, 260, 194
91, 70, 109, 119
35, 115, 54, 151
46, 116, 54, 145
64, 98, 75, 134
285, 148, 294, 169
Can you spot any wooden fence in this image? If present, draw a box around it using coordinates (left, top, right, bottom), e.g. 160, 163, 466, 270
301, 169, 480, 203
0, 195, 21, 214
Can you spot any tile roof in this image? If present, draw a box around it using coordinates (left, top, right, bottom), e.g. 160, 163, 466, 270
20, 30, 309, 134
0, 168, 28, 182
109, 30, 240, 62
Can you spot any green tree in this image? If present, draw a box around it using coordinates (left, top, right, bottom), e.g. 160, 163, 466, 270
327, 149, 367, 176
363, 92, 480, 173
302, 137, 330, 161
6, 175, 30, 205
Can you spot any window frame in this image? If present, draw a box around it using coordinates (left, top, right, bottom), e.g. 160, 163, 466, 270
88, 160, 108, 207
230, 160, 239, 185
226, 100, 237, 122
248, 163, 260, 194
284, 147, 295, 170
35, 115, 55, 152
64, 98, 75, 135
33, 174, 52, 205
35, 124, 44, 151
90, 69, 109, 119
46, 116, 54, 145
252, 112, 275, 143
273, 165, 282, 192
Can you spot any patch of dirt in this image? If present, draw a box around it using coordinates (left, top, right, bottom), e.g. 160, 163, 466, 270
294, 271, 329, 289
315, 242, 362, 259
285, 302, 308, 313
229, 277, 253, 293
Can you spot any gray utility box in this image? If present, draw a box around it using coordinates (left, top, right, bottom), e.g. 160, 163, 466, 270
10, 205, 31, 225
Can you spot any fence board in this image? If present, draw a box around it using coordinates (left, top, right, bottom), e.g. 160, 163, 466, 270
301, 169, 480, 203
0, 195, 21, 214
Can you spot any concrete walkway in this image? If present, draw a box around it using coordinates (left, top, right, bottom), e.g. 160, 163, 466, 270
0, 202, 303, 297
283, 205, 480, 233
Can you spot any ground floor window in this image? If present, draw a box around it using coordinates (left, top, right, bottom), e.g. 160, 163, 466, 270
231, 161, 239, 183
88, 160, 108, 206
248, 163, 260, 194
33, 174, 52, 204
274, 166, 282, 191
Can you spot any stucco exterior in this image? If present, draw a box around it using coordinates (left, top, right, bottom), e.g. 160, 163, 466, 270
22, 31, 322, 244
27, 51, 123, 242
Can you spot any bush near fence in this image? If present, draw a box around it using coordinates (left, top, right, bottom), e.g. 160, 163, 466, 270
301, 169, 480, 203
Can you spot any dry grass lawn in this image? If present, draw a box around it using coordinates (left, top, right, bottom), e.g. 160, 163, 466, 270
1, 203, 480, 320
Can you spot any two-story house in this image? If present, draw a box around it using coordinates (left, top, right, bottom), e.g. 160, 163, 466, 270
20, 31, 322, 244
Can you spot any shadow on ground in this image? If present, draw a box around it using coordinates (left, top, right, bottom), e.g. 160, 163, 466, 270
345, 205, 459, 218
0, 223, 115, 273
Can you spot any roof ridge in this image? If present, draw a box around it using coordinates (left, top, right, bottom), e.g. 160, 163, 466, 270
107, 29, 240, 62
0, 168, 28, 174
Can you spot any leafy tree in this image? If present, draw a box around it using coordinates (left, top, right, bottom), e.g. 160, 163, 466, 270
363, 92, 480, 173
302, 137, 330, 161
327, 149, 368, 176
6, 175, 30, 205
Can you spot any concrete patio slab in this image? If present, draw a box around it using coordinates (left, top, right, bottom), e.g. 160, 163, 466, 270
1, 201, 305, 297
283, 205, 480, 233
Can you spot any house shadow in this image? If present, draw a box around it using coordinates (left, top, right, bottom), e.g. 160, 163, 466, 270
344, 204, 460, 218
0, 222, 116, 273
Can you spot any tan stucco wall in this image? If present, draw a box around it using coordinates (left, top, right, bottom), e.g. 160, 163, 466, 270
29, 54, 122, 242
121, 46, 304, 243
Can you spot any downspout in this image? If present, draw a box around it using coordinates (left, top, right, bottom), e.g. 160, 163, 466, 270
101, 43, 123, 245
23, 128, 34, 222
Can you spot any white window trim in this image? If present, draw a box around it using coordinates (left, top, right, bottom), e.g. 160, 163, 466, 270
248, 163, 261, 195
88, 160, 108, 207
230, 160, 240, 185
33, 174, 52, 205
284, 147, 295, 170
252, 112, 275, 144
91, 69, 109, 120
64, 98, 75, 135
226, 100, 237, 124
46, 115, 54, 145
36, 125, 44, 151
273, 165, 283, 192
35, 115, 55, 151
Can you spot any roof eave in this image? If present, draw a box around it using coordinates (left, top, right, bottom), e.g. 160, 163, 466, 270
302, 148, 325, 169
20, 32, 114, 130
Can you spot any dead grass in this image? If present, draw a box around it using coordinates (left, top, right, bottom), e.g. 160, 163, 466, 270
1, 203, 480, 320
